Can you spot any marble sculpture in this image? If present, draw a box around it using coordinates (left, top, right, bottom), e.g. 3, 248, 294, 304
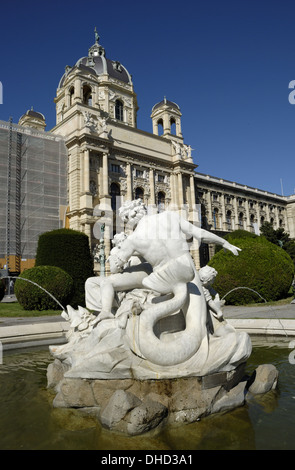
50, 199, 252, 380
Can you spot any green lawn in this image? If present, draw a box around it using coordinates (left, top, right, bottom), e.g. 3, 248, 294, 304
0, 301, 62, 318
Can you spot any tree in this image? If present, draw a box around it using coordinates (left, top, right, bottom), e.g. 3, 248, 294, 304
260, 222, 295, 267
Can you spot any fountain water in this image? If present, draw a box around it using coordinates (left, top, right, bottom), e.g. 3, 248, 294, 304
2, 276, 66, 312
222, 286, 267, 303
222, 286, 289, 337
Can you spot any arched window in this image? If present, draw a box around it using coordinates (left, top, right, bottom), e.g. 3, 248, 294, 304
213, 208, 219, 229
226, 210, 232, 230
115, 99, 124, 121
157, 119, 164, 136
239, 212, 244, 230
110, 182, 121, 211
238, 212, 244, 229
69, 86, 74, 106
170, 117, 176, 135
83, 85, 92, 106
157, 191, 165, 212
135, 187, 144, 200
250, 214, 255, 232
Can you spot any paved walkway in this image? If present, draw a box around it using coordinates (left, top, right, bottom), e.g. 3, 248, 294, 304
0, 300, 295, 349
223, 302, 295, 319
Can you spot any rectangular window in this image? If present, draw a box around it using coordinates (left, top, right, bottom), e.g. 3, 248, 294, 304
158, 174, 165, 182
136, 169, 143, 178
111, 164, 120, 173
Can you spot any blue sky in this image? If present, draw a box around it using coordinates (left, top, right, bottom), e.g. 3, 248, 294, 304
1, 0, 295, 196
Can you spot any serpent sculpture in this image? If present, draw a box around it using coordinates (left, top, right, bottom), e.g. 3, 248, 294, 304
128, 254, 208, 367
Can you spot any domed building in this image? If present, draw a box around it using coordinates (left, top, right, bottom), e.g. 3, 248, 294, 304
49, 29, 295, 272
54, 28, 137, 128
1, 29, 294, 275
51, 30, 199, 271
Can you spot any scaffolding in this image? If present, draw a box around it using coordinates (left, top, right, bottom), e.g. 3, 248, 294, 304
0, 119, 68, 273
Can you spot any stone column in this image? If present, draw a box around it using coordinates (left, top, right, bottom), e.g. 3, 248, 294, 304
266, 203, 270, 222
163, 114, 170, 135
126, 162, 132, 200
102, 152, 109, 196
233, 197, 239, 230
220, 193, 226, 230
245, 199, 251, 230
152, 119, 158, 135
189, 175, 196, 209
256, 202, 261, 228
178, 172, 184, 207
84, 149, 90, 193
170, 173, 177, 209
206, 190, 212, 227
274, 205, 280, 228
65, 88, 71, 108
149, 169, 155, 205
176, 118, 182, 138
74, 78, 82, 102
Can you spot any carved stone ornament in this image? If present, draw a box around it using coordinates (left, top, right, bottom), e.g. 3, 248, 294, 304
83, 111, 97, 131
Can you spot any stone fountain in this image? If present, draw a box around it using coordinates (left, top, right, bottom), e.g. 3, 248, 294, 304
47, 199, 278, 435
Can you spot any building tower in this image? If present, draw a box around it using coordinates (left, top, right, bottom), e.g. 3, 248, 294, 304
52, 29, 138, 261
151, 97, 183, 140
52, 30, 199, 271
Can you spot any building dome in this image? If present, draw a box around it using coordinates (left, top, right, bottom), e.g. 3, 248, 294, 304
18, 108, 46, 131
58, 29, 132, 89
151, 97, 180, 113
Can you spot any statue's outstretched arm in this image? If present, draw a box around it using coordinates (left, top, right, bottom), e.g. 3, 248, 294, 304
180, 218, 241, 256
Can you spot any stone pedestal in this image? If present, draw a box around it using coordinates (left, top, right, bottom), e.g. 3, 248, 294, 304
47, 360, 277, 436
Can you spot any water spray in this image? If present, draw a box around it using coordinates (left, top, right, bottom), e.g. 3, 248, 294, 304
2, 276, 66, 312
222, 286, 289, 337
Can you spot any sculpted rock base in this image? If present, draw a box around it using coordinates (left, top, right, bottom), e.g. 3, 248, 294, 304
47, 360, 278, 436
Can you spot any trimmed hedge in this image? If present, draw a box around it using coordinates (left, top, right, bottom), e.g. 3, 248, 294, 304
208, 235, 294, 305
35, 228, 93, 307
14, 266, 74, 311
214, 229, 258, 253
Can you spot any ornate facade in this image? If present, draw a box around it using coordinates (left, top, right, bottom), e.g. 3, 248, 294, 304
52, 32, 199, 270
51, 31, 295, 271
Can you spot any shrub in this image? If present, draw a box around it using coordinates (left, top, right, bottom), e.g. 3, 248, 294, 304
14, 266, 74, 311
215, 229, 258, 253
0, 278, 5, 301
35, 228, 93, 307
208, 235, 295, 305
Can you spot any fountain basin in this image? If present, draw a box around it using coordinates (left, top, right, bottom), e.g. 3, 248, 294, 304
0, 337, 293, 450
